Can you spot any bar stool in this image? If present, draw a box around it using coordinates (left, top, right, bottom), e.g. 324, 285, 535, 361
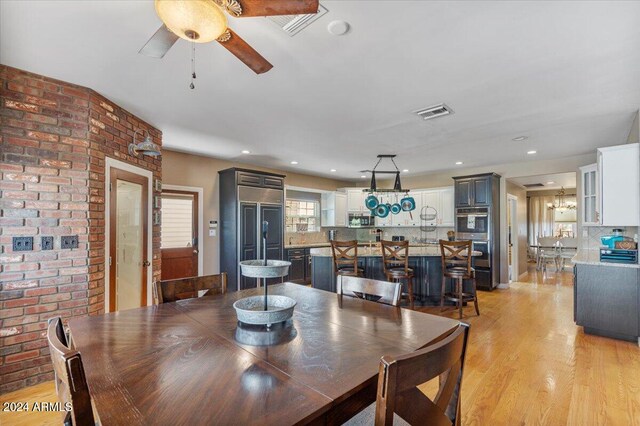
380, 240, 414, 309
330, 240, 364, 278
439, 240, 479, 319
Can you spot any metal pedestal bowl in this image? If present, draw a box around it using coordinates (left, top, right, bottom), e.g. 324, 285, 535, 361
233, 295, 297, 327
239, 259, 291, 278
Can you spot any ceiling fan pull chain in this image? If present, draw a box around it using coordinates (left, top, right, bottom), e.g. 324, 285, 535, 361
190, 41, 196, 90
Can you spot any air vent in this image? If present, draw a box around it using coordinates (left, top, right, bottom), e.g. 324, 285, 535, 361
267, 4, 328, 36
414, 103, 454, 121
523, 183, 545, 188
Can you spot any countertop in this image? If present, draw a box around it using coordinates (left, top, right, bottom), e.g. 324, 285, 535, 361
310, 246, 481, 257
285, 243, 332, 249
572, 249, 640, 269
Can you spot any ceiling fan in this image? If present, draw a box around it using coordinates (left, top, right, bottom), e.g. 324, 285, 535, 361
139, 0, 320, 75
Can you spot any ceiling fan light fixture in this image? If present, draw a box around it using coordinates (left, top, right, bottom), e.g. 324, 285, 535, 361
155, 0, 228, 43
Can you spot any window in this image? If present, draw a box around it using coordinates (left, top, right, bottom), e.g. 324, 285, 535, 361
161, 194, 194, 248
285, 199, 320, 232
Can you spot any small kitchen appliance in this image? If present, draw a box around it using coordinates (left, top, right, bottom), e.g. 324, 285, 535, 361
599, 248, 638, 264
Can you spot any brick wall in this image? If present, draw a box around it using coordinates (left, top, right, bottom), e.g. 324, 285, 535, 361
0, 65, 162, 393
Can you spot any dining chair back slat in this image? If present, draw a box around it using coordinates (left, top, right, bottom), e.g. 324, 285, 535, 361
47, 317, 95, 426
374, 323, 470, 426
337, 275, 402, 306
155, 273, 227, 304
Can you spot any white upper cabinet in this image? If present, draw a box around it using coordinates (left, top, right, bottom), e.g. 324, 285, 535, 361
438, 187, 455, 227
598, 143, 639, 226
346, 189, 366, 212
321, 191, 347, 227
580, 163, 599, 226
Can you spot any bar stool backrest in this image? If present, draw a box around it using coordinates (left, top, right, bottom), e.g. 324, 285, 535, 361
439, 240, 473, 275
331, 240, 359, 273
380, 240, 410, 275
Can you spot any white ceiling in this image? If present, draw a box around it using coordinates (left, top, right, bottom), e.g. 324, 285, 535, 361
2, 1, 639, 180
509, 172, 576, 191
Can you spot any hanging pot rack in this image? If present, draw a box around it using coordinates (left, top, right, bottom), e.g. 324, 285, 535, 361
360, 154, 410, 194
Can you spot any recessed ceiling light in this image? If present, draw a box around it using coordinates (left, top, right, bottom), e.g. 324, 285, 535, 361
290, 161, 298, 165
513, 136, 528, 141
455, 161, 463, 165
527, 150, 537, 155
402, 169, 409, 173
330, 169, 336, 172
327, 20, 350, 36
360, 175, 367, 178
546, 181, 555, 184
241, 150, 250, 154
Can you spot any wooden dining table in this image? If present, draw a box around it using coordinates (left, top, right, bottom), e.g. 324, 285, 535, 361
68, 283, 460, 425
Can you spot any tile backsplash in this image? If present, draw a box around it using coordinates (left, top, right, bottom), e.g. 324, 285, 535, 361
581, 226, 639, 250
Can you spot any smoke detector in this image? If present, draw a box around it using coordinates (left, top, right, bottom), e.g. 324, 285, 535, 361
414, 103, 454, 121
267, 4, 328, 36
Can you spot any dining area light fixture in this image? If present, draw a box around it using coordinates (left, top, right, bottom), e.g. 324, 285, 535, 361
128, 129, 161, 157
547, 187, 576, 212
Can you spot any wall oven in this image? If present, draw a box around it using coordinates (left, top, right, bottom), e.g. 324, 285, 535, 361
456, 207, 489, 240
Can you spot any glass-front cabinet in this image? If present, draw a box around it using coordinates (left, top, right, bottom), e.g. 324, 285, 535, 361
580, 163, 599, 226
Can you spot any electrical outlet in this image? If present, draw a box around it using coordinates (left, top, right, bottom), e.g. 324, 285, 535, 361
61, 235, 79, 249
13, 237, 34, 252
41, 236, 54, 250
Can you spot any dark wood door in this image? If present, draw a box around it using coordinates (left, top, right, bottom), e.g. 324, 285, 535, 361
455, 180, 472, 207
109, 168, 149, 312
240, 202, 258, 290
160, 190, 198, 280
472, 177, 490, 205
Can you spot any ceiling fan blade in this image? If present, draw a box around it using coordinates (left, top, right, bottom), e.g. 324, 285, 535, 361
217, 29, 273, 74
139, 25, 179, 59
230, 0, 319, 17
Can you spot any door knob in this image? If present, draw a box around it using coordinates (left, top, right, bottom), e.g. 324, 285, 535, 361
193, 249, 199, 254
142, 260, 151, 267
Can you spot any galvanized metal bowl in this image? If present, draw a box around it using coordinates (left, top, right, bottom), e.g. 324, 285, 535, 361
239, 260, 291, 278
233, 295, 297, 327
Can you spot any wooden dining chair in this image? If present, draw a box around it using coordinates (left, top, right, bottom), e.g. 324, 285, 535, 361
537, 237, 560, 273
331, 240, 364, 277
380, 240, 414, 309
155, 273, 227, 304
345, 323, 470, 426
558, 237, 578, 270
46, 317, 95, 426
439, 240, 479, 319
337, 275, 402, 307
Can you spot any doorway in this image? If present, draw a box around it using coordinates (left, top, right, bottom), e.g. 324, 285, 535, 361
507, 194, 518, 283
160, 187, 202, 280
108, 167, 149, 312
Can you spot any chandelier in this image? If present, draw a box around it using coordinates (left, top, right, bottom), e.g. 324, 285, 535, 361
547, 187, 576, 212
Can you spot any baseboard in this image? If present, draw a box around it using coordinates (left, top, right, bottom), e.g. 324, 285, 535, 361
497, 283, 510, 289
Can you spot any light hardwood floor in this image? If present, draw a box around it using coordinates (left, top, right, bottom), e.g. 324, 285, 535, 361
2, 265, 639, 425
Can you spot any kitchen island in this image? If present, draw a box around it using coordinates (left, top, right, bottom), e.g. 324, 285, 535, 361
310, 245, 480, 306
573, 250, 640, 344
